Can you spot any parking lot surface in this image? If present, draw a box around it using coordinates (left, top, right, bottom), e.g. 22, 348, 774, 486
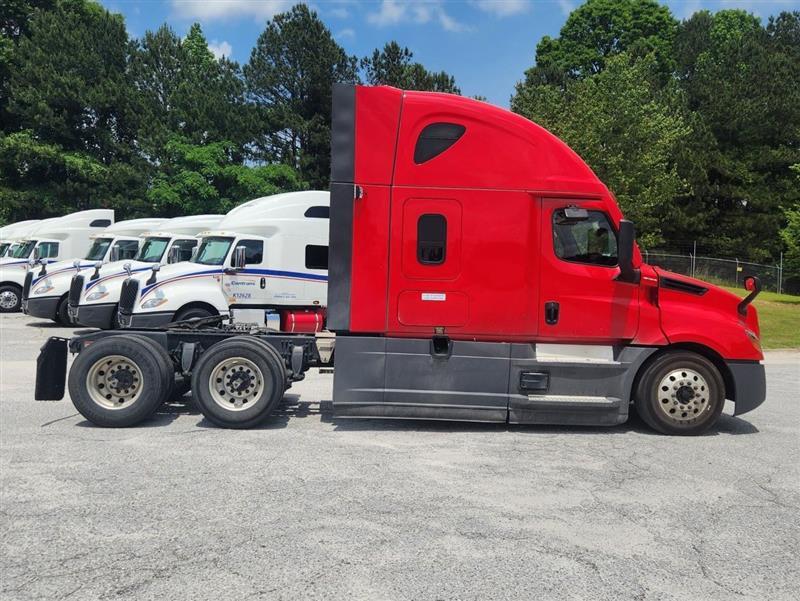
1, 312, 798, 600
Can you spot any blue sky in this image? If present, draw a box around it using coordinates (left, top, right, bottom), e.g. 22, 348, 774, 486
101, 0, 799, 106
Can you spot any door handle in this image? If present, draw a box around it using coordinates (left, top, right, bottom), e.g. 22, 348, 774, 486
545, 301, 559, 325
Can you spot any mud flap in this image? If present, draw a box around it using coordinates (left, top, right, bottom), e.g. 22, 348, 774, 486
35, 337, 68, 400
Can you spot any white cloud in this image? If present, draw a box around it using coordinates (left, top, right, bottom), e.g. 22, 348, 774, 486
367, 0, 468, 32
557, 0, 574, 17
171, 0, 294, 21
330, 7, 350, 19
208, 40, 232, 59
335, 28, 355, 40
472, 1, 529, 17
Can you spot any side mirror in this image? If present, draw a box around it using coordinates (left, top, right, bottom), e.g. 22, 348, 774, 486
167, 246, 181, 264
91, 261, 102, 281
109, 246, 120, 262
616, 220, 640, 284
147, 263, 160, 285
738, 276, 762, 316
232, 245, 247, 270
33, 247, 41, 261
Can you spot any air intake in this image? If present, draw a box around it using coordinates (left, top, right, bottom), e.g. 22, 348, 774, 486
68, 275, 84, 308
22, 272, 33, 301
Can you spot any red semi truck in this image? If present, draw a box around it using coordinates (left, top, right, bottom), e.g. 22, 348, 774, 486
34, 85, 766, 435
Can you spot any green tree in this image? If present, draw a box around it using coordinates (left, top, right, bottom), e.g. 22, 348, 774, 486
780, 164, 800, 291
673, 10, 800, 261
1, 0, 146, 219
528, 0, 678, 85
513, 53, 691, 247
146, 136, 306, 216
131, 22, 253, 165
244, 4, 358, 189
361, 41, 460, 93
0, 0, 56, 126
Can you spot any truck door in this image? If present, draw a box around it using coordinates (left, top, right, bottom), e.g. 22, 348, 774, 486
222, 239, 264, 307
538, 199, 639, 342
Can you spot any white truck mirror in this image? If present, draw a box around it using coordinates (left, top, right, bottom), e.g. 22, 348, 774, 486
167, 246, 181, 264
109, 245, 120, 262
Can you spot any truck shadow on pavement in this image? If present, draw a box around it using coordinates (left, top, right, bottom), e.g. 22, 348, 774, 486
71, 395, 759, 435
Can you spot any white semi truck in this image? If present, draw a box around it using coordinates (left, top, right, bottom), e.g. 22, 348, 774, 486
0, 209, 114, 312
71, 214, 223, 329
0, 220, 41, 257
115, 191, 329, 331
23, 218, 167, 324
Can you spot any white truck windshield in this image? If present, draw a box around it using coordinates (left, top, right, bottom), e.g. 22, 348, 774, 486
136, 237, 170, 263
193, 237, 233, 265
10, 240, 36, 258
85, 238, 113, 261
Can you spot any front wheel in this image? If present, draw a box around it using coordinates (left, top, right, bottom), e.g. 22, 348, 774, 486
191, 336, 287, 429
56, 296, 72, 326
0, 284, 21, 312
633, 351, 725, 435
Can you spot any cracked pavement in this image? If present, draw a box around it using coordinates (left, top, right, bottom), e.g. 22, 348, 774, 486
1, 313, 798, 600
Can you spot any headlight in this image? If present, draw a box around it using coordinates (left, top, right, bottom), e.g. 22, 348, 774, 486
141, 289, 167, 309
33, 279, 54, 295
86, 285, 108, 302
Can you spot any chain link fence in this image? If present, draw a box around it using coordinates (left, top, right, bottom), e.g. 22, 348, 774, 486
642, 250, 789, 294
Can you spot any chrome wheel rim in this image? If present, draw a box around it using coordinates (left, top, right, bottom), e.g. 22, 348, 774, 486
656, 368, 710, 422
0, 290, 19, 309
86, 355, 143, 410
209, 357, 263, 411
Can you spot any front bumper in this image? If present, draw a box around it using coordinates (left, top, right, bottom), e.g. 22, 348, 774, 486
75, 303, 117, 329
729, 360, 767, 416
25, 296, 60, 320
118, 310, 175, 329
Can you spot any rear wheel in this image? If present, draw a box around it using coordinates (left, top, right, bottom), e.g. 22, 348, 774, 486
0, 284, 21, 312
633, 350, 725, 435
191, 336, 287, 429
68, 335, 171, 427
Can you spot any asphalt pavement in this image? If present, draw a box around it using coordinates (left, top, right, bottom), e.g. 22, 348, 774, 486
1, 312, 798, 600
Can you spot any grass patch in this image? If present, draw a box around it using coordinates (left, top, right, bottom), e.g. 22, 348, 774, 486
722, 285, 800, 349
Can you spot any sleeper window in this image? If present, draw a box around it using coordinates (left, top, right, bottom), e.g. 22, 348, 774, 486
417, 214, 447, 265
552, 209, 618, 266
305, 245, 328, 270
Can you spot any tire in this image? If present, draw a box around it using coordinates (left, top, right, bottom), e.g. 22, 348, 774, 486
124, 334, 175, 401
174, 306, 214, 322
56, 295, 71, 326
0, 284, 22, 313
67, 335, 171, 427
191, 336, 287, 429
633, 350, 725, 435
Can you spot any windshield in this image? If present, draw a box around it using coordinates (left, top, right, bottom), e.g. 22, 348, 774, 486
193, 237, 233, 265
85, 238, 113, 261
136, 237, 170, 263
10, 240, 36, 258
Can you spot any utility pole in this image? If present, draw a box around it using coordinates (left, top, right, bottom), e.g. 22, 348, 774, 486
778, 252, 783, 295
692, 240, 697, 278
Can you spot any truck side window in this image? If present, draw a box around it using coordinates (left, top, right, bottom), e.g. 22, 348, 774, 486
553, 209, 618, 266
236, 240, 263, 265
417, 214, 447, 265
37, 242, 59, 258
172, 239, 198, 262
115, 240, 139, 260
305, 245, 328, 270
